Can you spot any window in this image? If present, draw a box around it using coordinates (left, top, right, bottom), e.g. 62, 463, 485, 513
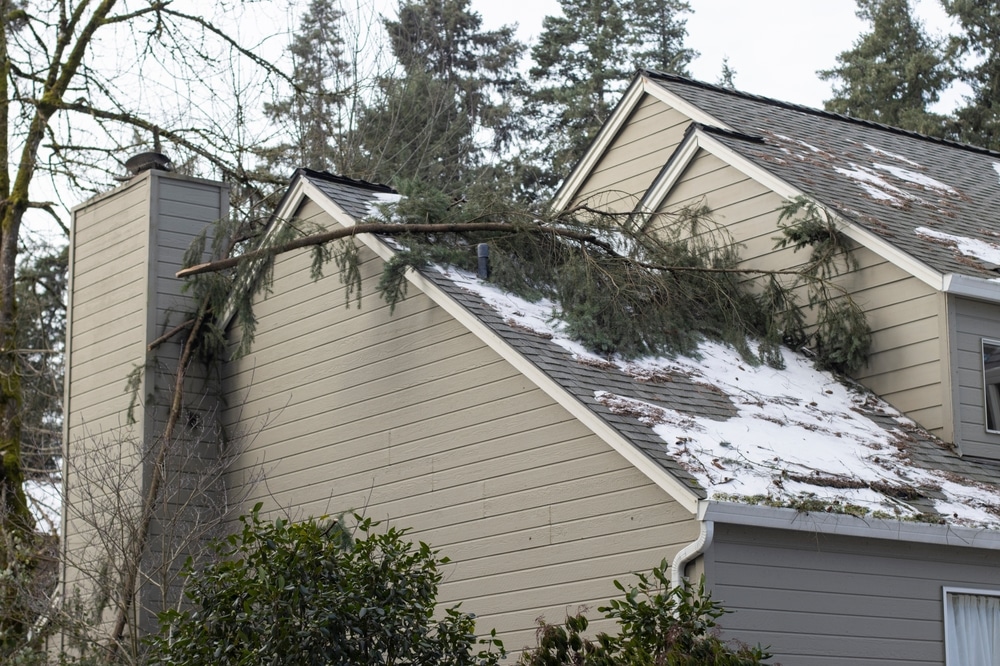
944, 587, 1000, 665
982, 339, 1000, 432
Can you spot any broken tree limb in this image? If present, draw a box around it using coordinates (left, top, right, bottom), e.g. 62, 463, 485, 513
175, 220, 814, 283
175, 222, 621, 278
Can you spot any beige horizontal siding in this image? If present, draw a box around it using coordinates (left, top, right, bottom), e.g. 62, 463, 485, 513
63, 172, 229, 643
655, 152, 947, 436
63, 178, 152, 642
223, 201, 698, 651
574, 95, 691, 212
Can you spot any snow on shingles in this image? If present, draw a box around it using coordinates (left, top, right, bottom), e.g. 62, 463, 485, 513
993, 163, 1000, 185
366, 191, 404, 218
835, 164, 910, 205
873, 163, 958, 195
836, 159, 958, 207
438, 265, 1000, 529
774, 133, 820, 153
864, 143, 922, 168
916, 227, 1000, 267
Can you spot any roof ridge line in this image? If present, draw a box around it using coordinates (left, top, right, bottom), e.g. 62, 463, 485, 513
294, 167, 397, 194
643, 69, 1000, 159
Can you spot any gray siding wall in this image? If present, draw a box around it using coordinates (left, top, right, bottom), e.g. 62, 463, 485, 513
705, 522, 1000, 665
950, 295, 1000, 458
222, 200, 699, 651
62, 171, 227, 640
655, 152, 948, 437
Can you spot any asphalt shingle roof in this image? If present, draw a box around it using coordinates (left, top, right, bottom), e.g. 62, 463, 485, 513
647, 71, 1000, 280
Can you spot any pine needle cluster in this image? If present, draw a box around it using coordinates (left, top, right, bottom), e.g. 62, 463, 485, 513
179, 184, 871, 376
364, 184, 870, 371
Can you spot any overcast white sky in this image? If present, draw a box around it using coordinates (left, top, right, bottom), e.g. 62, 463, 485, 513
473, 0, 961, 111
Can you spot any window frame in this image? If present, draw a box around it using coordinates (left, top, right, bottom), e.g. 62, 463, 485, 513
981, 338, 1000, 433
943, 586, 1000, 666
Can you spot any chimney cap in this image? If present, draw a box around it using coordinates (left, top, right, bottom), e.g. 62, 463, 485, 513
125, 151, 172, 176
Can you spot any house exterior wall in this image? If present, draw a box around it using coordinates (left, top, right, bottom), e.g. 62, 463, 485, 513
572, 95, 690, 213
220, 199, 700, 651
949, 294, 1000, 458
62, 170, 226, 642
653, 151, 949, 438
704, 521, 1000, 665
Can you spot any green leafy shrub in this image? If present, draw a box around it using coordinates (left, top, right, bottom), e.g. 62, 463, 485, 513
148, 506, 503, 666
518, 561, 770, 666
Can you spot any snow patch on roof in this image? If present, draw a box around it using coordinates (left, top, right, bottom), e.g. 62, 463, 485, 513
775, 133, 820, 153
366, 191, 404, 218
835, 164, 910, 205
916, 227, 1000, 267
438, 264, 1000, 529
874, 163, 958, 195
993, 163, 1000, 186
864, 143, 922, 168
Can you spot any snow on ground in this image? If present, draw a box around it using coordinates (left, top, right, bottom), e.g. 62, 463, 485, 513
916, 227, 1000, 268
439, 265, 1000, 529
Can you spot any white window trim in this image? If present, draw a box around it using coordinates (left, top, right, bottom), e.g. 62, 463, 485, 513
943, 586, 1000, 666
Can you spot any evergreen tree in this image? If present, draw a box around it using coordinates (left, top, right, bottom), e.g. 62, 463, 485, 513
626, 0, 697, 75
353, 0, 524, 191
942, 0, 1000, 150
718, 56, 737, 89
528, 0, 695, 189
264, 0, 349, 173
819, 0, 950, 135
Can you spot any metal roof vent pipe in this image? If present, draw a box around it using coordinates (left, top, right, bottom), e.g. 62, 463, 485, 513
124, 151, 172, 178
477, 243, 490, 280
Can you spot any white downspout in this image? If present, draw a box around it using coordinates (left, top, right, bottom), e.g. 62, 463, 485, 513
671, 503, 714, 589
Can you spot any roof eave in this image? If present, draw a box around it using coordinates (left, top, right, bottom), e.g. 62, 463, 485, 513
701, 500, 1000, 551
943, 273, 1000, 303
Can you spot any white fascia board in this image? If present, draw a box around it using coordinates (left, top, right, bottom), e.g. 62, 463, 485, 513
299, 180, 702, 514
645, 128, 944, 291
641, 77, 734, 130
702, 500, 1000, 551
943, 273, 1000, 303
552, 76, 648, 213
634, 129, 700, 223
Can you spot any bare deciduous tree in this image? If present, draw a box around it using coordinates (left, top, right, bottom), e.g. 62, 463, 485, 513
0, 0, 290, 651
